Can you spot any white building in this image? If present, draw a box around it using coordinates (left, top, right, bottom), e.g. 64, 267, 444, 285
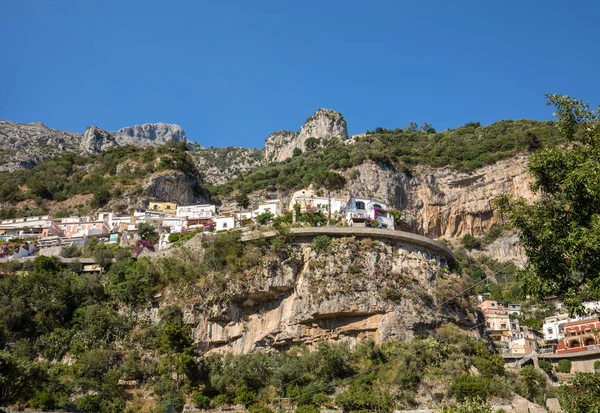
215, 216, 237, 232
176, 204, 216, 219
162, 217, 187, 233
254, 200, 284, 217
98, 212, 133, 231
0, 215, 56, 240
543, 314, 570, 342
542, 301, 600, 342
288, 189, 346, 217
344, 196, 395, 229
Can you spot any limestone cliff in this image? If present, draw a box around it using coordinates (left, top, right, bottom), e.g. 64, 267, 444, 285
346, 156, 535, 239
157, 235, 477, 354
0, 121, 82, 171
0, 120, 187, 168
192, 146, 264, 185
142, 170, 206, 206
264, 109, 348, 162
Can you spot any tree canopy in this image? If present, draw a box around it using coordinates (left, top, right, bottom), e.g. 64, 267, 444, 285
497, 94, 600, 315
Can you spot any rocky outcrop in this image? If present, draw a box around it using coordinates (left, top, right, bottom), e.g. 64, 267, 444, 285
473, 231, 528, 267
0, 121, 82, 171
264, 109, 348, 162
113, 122, 186, 145
0, 121, 187, 169
173, 236, 477, 354
264, 130, 297, 163
142, 170, 205, 205
81, 126, 117, 154
346, 156, 535, 239
298, 108, 348, 144
192, 146, 264, 185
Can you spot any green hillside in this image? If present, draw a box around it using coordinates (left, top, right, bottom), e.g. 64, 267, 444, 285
212, 119, 560, 196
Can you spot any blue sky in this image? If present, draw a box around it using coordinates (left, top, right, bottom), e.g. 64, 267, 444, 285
2, 1, 599, 148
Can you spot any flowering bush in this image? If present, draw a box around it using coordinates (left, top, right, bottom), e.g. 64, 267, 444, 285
134, 239, 155, 256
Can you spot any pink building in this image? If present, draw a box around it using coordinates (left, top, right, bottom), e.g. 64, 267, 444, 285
41, 220, 64, 238
556, 317, 600, 354
478, 300, 506, 315
61, 220, 110, 238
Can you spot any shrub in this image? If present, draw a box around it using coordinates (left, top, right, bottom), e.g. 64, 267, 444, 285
191, 392, 211, 409
311, 235, 331, 254
335, 383, 393, 412
473, 354, 504, 377
60, 244, 81, 258
29, 390, 58, 411
248, 403, 275, 413
168, 233, 181, 243
557, 359, 572, 373
296, 405, 319, 413
595, 360, 600, 371
461, 234, 481, 250
450, 375, 490, 402
161, 391, 186, 413
312, 393, 330, 407
211, 394, 233, 408
256, 212, 274, 226
439, 397, 492, 413
539, 360, 554, 374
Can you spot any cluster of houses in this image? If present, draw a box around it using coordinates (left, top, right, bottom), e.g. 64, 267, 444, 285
0, 190, 397, 258
478, 296, 600, 356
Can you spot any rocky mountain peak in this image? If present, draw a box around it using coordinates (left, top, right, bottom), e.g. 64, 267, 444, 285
263, 109, 348, 162
114, 122, 186, 145
81, 125, 117, 154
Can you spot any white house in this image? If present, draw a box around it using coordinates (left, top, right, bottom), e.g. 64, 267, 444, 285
542, 301, 600, 342
288, 189, 347, 217
98, 212, 133, 231
162, 217, 187, 233
176, 204, 216, 219
543, 314, 570, 342
215, 216, 237, 232
254, 200, 284, 217
0, 216, 57, 240
345, 196, 395, 229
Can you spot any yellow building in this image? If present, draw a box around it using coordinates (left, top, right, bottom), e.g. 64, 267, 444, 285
148, 201, 177, 214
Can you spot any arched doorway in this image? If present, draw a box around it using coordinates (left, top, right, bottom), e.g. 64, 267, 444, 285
584, 337, 596, 346
569, 339, 581, 348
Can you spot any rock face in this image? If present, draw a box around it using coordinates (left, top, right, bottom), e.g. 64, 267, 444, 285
346, 156, 535, 239
81, 126, 117, 154
0, 121, 82, 171
175, 236, 477, 354
264, 109, 348, 162
142, 170, 204, 205
113, 122, 186, 145
192, 146, 265, 185
0, 121, 187, 169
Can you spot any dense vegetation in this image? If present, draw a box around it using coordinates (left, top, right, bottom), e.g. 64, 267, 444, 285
211, 119, 560, 196
0, 141, 203, 218
0, 230, 562, 413
498, 95, 600, 315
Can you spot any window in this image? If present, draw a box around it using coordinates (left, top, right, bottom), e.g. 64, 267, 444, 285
223, 222, 228, 228
548, 328, 554, 335
500, 323, 507, 329
167, 205, 171, 209
491, 303, 495, 306
153, 205, 158, 210
356, 201, 365, 210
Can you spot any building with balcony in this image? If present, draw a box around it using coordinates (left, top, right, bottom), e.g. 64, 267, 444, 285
556, 317, 600, 354
344, 196, 395, 229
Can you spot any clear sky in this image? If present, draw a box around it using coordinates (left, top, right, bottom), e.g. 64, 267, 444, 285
2, 1, 599, 148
